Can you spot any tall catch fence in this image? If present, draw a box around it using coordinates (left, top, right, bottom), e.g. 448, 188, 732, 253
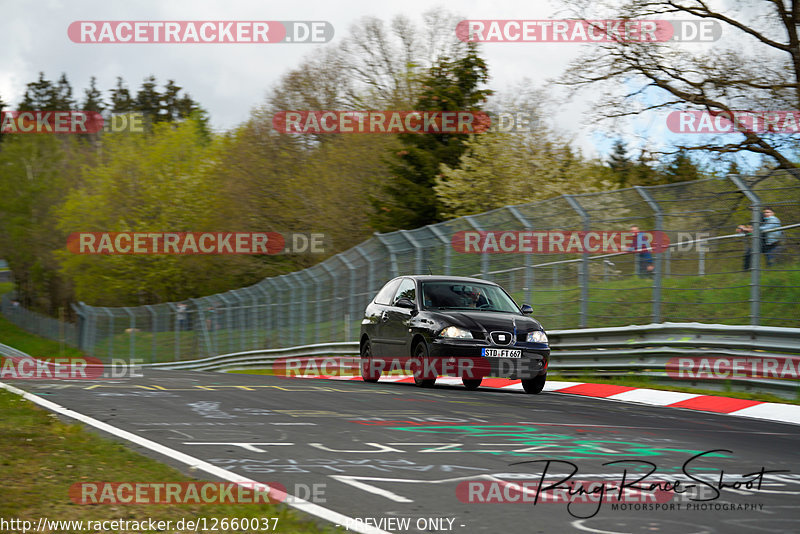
3, 172, 800, 363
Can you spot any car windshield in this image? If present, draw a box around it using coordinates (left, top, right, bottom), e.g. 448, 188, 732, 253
421, 281, 521, 313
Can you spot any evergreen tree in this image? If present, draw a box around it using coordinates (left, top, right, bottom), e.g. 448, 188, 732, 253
371, 43, 492, 231
628, 150, 661, 186
110, 77, 133, 113
607, 139, 633, 186
51, 74, 75, 110
81, 76, 105, 112
19, 72, 55, 110
162, 80, 183, 122
135, 75, 162, 122
662, 149, 703, 183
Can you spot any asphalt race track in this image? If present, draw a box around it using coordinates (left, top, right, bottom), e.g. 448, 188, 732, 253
7, 369, 800, 534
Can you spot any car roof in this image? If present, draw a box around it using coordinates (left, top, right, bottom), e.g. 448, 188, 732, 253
391, 275, 499, 285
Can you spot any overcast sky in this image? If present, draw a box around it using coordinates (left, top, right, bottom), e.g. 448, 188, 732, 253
2, 0, 759, 167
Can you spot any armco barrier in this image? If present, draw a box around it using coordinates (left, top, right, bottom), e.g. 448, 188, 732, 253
3, 322, 798, 398
139, 323, 800, 398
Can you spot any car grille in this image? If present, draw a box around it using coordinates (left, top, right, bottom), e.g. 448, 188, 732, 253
470, 331, 486, 340
489, 331, 513, 345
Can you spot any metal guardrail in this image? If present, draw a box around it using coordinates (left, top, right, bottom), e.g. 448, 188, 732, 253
138, 323, 800, 398
2, 322, 798, 399
0, 342, 35, 361
145, 342, 359, 372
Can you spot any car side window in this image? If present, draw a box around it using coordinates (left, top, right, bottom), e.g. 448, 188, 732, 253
374, 279, 402, 305
392, 278, 416, 306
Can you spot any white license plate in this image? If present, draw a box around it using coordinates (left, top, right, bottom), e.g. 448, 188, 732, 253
482, 348, 522, 358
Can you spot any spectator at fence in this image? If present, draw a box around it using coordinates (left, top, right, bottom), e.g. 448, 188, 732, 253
176, 302, 189, 331
628, 226, 654, 277
206, 305, 217, 331
738, 207, 783, 269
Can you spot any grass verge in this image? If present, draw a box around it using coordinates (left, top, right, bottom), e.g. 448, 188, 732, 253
0, 285, 339, 532
0, 388, 340, 533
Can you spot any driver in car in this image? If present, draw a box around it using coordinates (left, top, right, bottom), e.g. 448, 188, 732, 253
466, 287, 488, 308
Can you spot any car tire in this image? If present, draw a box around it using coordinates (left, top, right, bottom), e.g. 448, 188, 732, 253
412, 342, 436, 388
521, 374, 546, 394
462, 378, 482, 390
360, 339, 380, 383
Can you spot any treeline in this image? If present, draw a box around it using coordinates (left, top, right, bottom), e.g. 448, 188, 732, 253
6, 72, 205, 122
0, 10, 714, 314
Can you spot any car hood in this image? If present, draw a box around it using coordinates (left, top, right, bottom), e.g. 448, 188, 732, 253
429, 310, 543, 333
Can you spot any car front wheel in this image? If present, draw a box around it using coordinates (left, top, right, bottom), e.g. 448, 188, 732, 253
462, 378, 482, 390
412, 342, 436, 388
521, 374, 546, 394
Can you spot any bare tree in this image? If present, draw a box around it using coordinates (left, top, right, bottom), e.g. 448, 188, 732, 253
338, 9, 469, 107
558, 0, 799, 171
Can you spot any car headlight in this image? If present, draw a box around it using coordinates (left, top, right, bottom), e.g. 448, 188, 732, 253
526, 330, 548, 343
440, 326, 473, 339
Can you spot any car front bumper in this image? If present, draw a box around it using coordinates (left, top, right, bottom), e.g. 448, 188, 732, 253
428, 339, 549, 379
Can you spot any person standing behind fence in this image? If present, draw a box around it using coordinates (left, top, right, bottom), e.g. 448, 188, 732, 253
176, 302, 188, 331
737, 207, 783, 269
628, 226, 654, 277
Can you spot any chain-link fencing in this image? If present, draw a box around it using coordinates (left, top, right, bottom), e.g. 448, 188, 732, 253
3, 172, 799, 362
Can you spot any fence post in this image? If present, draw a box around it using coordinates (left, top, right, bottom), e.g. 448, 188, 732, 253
563, 195, 590, 328
399, 230, 424, 275
508, 205, 535, 306
277, 276, 295, 347
292, 274, 308, 346
246, 287, 259, 349
306, 269, 323, 344
374, 233, 399, 278
320, 263, 338, 342
103, 307, 115, 359
230, 291, 247, 351
465, 215, 489, 279
167, 302, 180, 361
730, 175, 762, 325
634, 186, 663, 323
145, 305, 157, 363
354, 244, 376, 317
215, 293, 233, 353
428, 225, 451, 275
256, 284, 271, 347
337, 255, 357, 342
124, 307, 135, 362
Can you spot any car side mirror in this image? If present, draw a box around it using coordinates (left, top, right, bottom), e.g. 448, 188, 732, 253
396, 298, 416, 310
520, 304, 533, 315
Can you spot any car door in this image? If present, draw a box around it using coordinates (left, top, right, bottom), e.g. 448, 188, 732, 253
367, 278, 401, 357
383, 278, 417, 359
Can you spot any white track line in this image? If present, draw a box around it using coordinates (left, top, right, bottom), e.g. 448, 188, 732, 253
0, 381, 390, 534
